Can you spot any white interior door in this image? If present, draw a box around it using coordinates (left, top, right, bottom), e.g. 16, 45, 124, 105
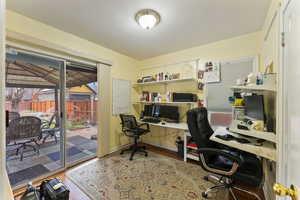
281, 0, 300, 196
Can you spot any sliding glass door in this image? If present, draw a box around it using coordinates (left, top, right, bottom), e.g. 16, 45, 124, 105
5, 50, 65, 187
5, 49, 98, 187
65, 62, 98, 165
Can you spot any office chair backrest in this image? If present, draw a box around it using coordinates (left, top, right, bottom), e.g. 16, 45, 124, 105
119, 114, 138, 131
187, 107, 215, 149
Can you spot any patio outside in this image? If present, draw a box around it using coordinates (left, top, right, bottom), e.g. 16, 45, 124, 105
5, 51, 99, 187
6, 87, 98, 186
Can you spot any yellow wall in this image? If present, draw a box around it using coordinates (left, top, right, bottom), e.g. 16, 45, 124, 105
137, 32, 262, 149
140, 31, 262, 68
5, 10, 139, 152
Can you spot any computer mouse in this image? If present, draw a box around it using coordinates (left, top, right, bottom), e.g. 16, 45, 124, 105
161, 122, 166, 125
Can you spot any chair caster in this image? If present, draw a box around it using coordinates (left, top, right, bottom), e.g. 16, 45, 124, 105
145, 153, 148, 157
202, 192, 208, 198
129, 157, 133, 161
203, 176, 209, 181
120, 151, 124, 155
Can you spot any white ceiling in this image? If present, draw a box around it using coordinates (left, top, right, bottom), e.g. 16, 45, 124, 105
7, 0, 271, 60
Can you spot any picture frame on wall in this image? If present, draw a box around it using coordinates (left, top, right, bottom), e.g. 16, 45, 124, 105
203, 61, 221, 83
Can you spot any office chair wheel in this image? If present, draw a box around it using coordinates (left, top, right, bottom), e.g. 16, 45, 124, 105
202, 192, 208, 198
129, 157, 133, 161
145, 153, 148, 157
203, 176, 209, 181
120, 151, 124, 155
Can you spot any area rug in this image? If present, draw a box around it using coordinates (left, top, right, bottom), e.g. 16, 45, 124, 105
66, 152, 228, 200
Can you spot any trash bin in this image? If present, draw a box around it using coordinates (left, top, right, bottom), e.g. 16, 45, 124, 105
175, 137, 184, 158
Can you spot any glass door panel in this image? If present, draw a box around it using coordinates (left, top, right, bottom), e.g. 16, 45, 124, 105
65, 63, 98, 165
5, 51, 65, 187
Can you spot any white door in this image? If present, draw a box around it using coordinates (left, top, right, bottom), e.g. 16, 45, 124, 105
278, 0, 300, 199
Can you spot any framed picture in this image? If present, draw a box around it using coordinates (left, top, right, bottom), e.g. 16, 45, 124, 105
203, 61, 221, 83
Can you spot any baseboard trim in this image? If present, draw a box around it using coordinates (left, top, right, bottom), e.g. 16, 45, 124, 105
109, 143, 133, 154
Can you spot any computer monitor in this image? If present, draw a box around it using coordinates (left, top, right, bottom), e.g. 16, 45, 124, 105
160, 105, 179, 121
144, 105, 154, 117
152, 105, 160, 118
244, 95, 265, 121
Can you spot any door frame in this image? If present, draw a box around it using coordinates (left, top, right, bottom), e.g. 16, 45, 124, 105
277, 0, 292, 191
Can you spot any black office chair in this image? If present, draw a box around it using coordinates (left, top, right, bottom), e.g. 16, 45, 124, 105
187, 107, 263, 200
119, 114, 150, 160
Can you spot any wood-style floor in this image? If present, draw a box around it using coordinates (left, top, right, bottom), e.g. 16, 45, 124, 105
14, 144, 265, 200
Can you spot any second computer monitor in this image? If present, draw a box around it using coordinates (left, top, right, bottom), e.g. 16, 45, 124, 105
244, 95, 265, 121
160, 105, 179, 121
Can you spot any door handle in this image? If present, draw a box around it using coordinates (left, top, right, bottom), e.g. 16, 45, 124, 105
273, 183, 298, 200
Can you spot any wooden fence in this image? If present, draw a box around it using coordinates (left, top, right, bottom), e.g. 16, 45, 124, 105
7, 100, 98, 124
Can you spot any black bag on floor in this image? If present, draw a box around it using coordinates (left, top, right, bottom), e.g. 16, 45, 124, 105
40, 178, 70, 200
20, 184, 41, 200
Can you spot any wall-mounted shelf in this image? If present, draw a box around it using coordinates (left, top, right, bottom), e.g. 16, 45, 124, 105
133, 101, 197, 105
133, 78, 197, 87
231, 85, 276, 92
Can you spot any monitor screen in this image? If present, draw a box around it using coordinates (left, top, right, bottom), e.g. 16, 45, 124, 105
144, 105, 154, 117
244, 95, 265, 121
160, 106, 179, 120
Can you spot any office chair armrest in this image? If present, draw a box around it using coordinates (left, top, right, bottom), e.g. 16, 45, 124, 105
197, 148, 242, 176
138, 123, 150, 130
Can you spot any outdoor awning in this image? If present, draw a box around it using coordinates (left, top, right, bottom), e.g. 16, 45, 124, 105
6, 51, 97, 89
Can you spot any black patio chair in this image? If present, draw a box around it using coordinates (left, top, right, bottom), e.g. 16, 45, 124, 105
7, 116, 42, 161
9, 111, 21, 121
41, 112, 59, 143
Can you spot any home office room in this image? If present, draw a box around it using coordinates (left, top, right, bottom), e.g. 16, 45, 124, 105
1, 0, 300, 200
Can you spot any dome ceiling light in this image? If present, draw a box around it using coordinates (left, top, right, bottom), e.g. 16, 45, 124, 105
135, 9, 161, 30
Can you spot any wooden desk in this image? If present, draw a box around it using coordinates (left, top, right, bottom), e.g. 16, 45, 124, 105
210, 127, 276, 161
140, 121, 195, 162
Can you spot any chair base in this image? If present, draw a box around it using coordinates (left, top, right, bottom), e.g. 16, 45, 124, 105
15, 139, 40, 161
42, 131, 58, 144
202, 175, 261, 200
120, 144, 148, 161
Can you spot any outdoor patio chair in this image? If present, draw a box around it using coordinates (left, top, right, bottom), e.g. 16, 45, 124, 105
7, 116, 42, 161
9, 111, 21, 121
41, 112, 59, 143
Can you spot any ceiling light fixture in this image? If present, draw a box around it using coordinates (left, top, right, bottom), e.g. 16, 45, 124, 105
135, 9, 161, 30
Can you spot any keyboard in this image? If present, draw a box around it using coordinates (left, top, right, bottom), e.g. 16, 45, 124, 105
141, 118, 161, 124
215, 134, 251, 144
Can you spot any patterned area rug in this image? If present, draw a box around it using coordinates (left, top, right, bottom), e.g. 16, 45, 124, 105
66, 153, 228, 200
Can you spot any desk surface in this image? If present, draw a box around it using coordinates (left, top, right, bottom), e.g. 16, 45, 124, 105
210, 127, 276, 161
140, 121, 189, 130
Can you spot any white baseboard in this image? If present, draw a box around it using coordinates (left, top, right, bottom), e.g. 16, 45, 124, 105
109, 143, 133, 154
